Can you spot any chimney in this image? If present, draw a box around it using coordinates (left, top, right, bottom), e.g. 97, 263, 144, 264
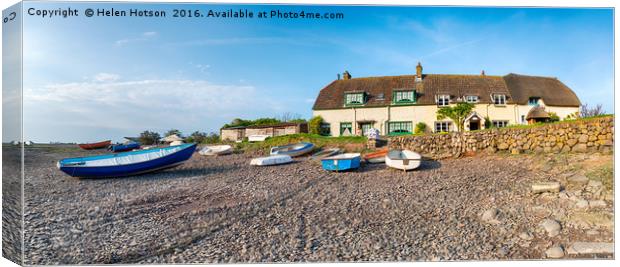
481, 70, 486, 76
416, 62, 423, 81
337, 73, 341, 80
343, 71, 352, 80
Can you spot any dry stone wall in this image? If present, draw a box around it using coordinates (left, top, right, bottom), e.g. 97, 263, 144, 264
388, 116, 613, 159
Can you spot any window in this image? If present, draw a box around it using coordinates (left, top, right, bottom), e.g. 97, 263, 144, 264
437, 95, 450, 106
521, 115, 526, 124
528, 97, 540, 106
492, 120, 509, 128
387, 121, 412, 135
493, 94, 506, 105
345, 93, 365, 106
393, 90, 416, 104
340, 122, 353, 135
465, 95, 479, 103
360, 123, 373, 136
320, 123, 331, 136
435, 121, 451, 133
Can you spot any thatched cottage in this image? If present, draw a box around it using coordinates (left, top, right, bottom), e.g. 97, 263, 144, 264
312, 63, 581, 136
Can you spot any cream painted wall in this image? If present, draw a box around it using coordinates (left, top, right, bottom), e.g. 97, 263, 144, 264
313, 102, 580, 136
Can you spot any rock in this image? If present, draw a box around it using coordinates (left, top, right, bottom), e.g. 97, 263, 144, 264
481, 208, 500, 224
539, 219, 561, 237
566, 174, 588, 185
586, 180, 603, 191
531, 182, 561, 194
585, 230, 599, 236
518, 231, 534, 241
545, 246, 565, 258
572, 144, 587, 153
575, 199, 589, 209
567, 212, 614, 229
588, 200, 606, 208
566, 242, 614, 255
578, 134, 589, 143
511, 149, 520, 155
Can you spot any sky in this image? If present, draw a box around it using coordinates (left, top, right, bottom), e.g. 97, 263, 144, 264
17, 2, 614, 143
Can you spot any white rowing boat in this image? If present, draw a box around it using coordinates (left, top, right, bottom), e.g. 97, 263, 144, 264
248, 135, 270, 142
250, 155, 293, 166
385, 149, 422, 171
199, 145, 233, 156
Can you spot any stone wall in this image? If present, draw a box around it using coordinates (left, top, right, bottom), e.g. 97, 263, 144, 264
388, 116, 614, 159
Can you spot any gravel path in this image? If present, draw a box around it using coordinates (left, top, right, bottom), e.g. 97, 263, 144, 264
17, 146, 613, 264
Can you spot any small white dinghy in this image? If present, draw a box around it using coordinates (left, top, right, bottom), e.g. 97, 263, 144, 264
385, 149, 422, 171
250, 155, 293, 166
248, 135, 270, 142
199, 145, 233, 156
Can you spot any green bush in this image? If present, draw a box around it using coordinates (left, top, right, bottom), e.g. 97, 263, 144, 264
414, 122, 427, 134
548, 112, 560, 122
138, 131, 161, 145
308, 116, 324, 135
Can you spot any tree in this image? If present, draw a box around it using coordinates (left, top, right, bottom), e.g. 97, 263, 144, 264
414, 122, 427, 134
308, 116, 324, 135
164, 129, 182, 137
139, 131, 161, 145
484, 116, 492, 129
280, 112, 304, 122
185, 131, 208, 143
580, 103, 604, 118
436, 102, 475, 132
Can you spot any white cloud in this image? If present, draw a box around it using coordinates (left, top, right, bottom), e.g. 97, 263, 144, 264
93, 73, 121, 82
115, 31, 158, 46
23, 78, 282, 142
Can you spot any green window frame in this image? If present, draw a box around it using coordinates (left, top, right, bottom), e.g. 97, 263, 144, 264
387, 121, 413, 136
392, 90, 416, 104
344, 93, 365, 106
340, 122, 353, 135
360, 123, 373, 136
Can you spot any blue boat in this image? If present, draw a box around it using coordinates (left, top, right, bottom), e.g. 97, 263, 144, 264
57, 143, 197, 178
321, 153, 362, 172
109, 142, 140, 152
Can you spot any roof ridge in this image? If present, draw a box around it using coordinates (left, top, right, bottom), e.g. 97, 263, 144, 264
505, 73, 558, 79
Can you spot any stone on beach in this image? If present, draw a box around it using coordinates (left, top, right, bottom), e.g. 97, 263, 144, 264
545, 246, 565, 259
539, 219, 561, 237
566, 242, 614, 255
531, 182, 561, 194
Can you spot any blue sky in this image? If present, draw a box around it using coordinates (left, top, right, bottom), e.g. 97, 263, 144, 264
20, 2, 613, 143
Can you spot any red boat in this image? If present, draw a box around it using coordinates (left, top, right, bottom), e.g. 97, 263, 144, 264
78, 140, 112, 150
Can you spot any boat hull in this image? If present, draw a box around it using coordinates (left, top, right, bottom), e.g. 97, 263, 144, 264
310, 148, 341, 160
199, 145, 233, 156
363, 149, 388, 164
248, 135, 270, 142
78, 140, 111, 150
250, 155, 292, 166
110, 142, 140, 152
321, 153, 361, 171
270, 142, 314, 157
385, 150, 422, 171
58, 144, 196, 178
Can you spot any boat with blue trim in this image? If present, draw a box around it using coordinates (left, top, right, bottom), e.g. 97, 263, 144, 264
57, 143, 197, 178
321, 153, 361, 171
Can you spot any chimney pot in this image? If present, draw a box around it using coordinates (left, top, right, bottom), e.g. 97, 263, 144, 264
416, 62, 423, 80
343, 71, 352, 80
481, 70, 486, 76
337, 73, 341, 80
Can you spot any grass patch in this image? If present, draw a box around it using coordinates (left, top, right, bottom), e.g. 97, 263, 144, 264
234, 133, 367, 154
586, 162, 613, 190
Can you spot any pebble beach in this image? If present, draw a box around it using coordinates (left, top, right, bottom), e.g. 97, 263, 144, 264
10, 145, 614, 264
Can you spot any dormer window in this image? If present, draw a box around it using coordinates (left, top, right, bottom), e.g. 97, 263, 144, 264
528, 97, 540, 106
465, 95, 479, 103
437, 94, 450, 106
493, 94, 506, 105
393, 90, 416, 104
345, 92, 365, 106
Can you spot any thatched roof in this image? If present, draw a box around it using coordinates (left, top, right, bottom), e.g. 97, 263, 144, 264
312, 72, 580, 110
526, 106, 551, 120
503, 73, 581, 107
